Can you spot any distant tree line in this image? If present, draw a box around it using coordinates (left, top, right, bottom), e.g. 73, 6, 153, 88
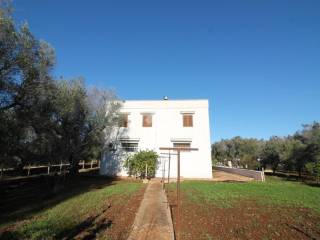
212, 122, 320, 181
0, 4, 119, 174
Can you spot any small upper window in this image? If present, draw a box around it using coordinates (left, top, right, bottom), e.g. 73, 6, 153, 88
119, 113, 128, 128
142, 114, 152, 127
183, 114, 193, 127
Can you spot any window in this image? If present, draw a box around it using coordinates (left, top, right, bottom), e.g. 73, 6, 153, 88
119, 114, 128, 127
173, 142, 191, 151
121, 142, 138, 152
142, 114, 152, 127
173, 142, 191, 148
183, 114, 193, 127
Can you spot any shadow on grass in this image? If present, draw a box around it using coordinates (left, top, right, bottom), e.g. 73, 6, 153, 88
1, 210, 113, 240
215, 180, 250, 183
0, 171, 117, 226
60, 203, 113, 240
265, 172, 320, 187
285, 223, 318, 240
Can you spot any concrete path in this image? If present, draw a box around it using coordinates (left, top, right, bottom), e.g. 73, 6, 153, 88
127, 179, 174, 240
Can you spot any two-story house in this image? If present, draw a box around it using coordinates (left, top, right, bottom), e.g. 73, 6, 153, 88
100, 98, 212, 179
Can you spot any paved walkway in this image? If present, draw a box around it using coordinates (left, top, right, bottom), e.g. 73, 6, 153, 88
127, 179, 174, 240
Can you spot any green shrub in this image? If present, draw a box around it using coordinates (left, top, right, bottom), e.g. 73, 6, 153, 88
124, 150, 158, 178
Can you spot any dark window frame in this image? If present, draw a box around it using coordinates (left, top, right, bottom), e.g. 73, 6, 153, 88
121, 142, 138, 152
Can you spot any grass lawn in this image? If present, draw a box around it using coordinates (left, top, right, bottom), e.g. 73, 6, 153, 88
167, 176, 320, 240
0, 175, 144, 240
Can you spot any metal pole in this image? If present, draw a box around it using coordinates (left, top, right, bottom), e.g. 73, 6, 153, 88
177, 150, 181, 240
145, 163, 148, 179
60, 161, 62, 174
162, 157, 165, 189
168, 151, 171, 184
28, 164, 31, 176
158, 147, 198, 240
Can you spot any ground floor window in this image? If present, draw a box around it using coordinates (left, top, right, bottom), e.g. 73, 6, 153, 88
173, 142, 191, 148
121, 142, 138, 152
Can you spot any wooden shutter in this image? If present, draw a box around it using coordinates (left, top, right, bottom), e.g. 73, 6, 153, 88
173, 142, 191, 151
119, 114, 128, 127
183, 114, 193, 127
143, 114, 152, 127
173, 143, 191, 148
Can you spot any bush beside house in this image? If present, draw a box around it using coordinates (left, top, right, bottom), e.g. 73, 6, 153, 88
124, 150, 158, 178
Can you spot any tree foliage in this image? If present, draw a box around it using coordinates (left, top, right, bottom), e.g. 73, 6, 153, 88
212, 122, 320, 179
299, 122, 320, 181
1, 4, 57, 170
0, 4, 119, 174
260, 136, 285, 173
212, 137, 263, 169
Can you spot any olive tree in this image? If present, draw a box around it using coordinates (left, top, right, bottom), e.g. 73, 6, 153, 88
52, 80, 120, 174
0, 3, 57, 170
0, 3, 120, 175
260, 136, 286, 174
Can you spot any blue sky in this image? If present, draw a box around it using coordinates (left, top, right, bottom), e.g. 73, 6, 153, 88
13, 0, 320, 142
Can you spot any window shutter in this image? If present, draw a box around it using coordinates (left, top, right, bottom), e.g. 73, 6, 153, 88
143, 115, 147, 127
183, 115, 187, 126
143, 114, 152, 127
188, 115, 193, 127
173, 143, 191, 148
173, 142, 191, 151
124, 114, 128, 127
183, 114, 193, 127
119, 114, 128, 127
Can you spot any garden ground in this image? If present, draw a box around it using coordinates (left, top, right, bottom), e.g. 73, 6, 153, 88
1, 171, 320, 240
0, 172, 145, 240
167, 175, 320, 240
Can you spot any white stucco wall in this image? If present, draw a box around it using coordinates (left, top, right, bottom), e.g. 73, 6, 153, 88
100, 99, 212, 179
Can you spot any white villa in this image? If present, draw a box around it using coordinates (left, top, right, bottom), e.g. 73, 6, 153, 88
100, 98, 212, 179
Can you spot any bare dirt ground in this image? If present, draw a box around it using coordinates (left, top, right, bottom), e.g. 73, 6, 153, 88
213, 170, 254, 182
0, 174, 146, 240
71, 186, 146, 240
167, 188, 320, 240
172, 199, 320, 240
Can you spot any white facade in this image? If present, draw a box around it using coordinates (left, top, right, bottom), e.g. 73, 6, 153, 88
100, 99, 212, 179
